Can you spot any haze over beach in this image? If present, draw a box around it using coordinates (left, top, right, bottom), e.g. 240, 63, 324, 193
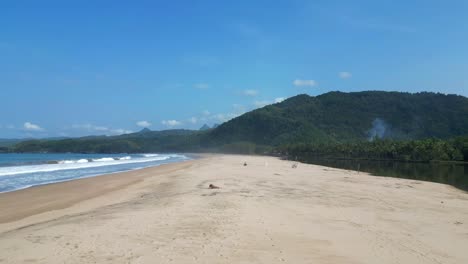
1, 1, 468, 264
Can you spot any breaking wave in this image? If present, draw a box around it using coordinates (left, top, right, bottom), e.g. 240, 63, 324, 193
0, 153, 190, 193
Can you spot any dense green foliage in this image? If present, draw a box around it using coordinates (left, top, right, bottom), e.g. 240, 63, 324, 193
277, 136, 468, 162
12, 130, 203, 153
8, 91, 468, 158
0, 139, 26, 148
211, 91, 468, 144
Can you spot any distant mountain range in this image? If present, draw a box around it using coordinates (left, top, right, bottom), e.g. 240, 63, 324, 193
0, 139, 25, 148
8, 91, 468, 154
0, 137, 69, 148
199, 124, 211, 131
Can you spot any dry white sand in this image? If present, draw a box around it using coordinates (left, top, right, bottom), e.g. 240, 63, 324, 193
0, 154, 468, 264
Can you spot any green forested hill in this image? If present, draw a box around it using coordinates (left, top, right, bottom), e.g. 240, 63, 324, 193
12, 129, 202, 153
9, 91, 468, 156
210, 91, 468, 144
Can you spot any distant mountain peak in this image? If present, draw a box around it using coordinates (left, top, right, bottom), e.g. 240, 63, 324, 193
199, 124, 211, 130
139, 128, 152, 133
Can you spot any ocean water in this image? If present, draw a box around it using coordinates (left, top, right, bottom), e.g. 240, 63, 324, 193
0, 153, 190, 193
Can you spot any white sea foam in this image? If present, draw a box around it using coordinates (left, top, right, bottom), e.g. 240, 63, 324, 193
143, 154, 160, 157
0, 154, 187, 177
93, 157, 116, 162
142, 154, 186, 158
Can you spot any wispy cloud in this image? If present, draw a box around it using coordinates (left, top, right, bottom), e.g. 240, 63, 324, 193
253, 96, 286, 108
136, 120, 151, 127
213, 113, 239, 122
274, 97, 286, 103
72, 124, 108, 131
339, 71, 352, 79
189, 117, 198, 124
293, 79, 317, 87
94, 126, 109, 131
162, 120, 182, 127
243, 89, 259, 96
23, 122, 44, 131
232, 104, 247, 113
194, 83, 210, 90
197, 108, 241, 124
110, 129, 133, 135
253, 100, 271, 108
70, 124, 132, 135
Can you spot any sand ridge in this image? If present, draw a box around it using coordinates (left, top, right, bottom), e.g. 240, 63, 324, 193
0, 154, 467, 263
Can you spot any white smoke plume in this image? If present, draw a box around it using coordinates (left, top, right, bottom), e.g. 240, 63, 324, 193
368, 118, 388, 141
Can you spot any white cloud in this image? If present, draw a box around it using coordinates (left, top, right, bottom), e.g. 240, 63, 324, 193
186, 106, 249, 127
70, 124, 133, 135
243, 89, 259, 96
252, 97, 285, 108
189, 117, 198, 124
293, 79, 317, 87
23, 122, 44, 131
339, 71, 352, 79
274, 97, 286, 103
232, 104, 247, 114
162, 120, 182, 127
72, 124, 108, 132
254, 100, 272, 108
136, 120, 151, 127
110, 129, 133, 135
194, 83, 210, 90
213, 113, 238, 122
94, 126, 108, 131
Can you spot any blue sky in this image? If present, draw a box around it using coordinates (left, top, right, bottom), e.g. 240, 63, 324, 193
1, 0, 467, 138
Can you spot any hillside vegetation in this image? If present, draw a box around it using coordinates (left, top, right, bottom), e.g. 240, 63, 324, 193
211, 91, 468, 144
8, 91, 468, 161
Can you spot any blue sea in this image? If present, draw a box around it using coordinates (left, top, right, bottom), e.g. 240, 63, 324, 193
0, 153, 190, 193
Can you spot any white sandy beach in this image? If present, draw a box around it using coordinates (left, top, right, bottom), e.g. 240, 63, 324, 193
0, 154, 467, 263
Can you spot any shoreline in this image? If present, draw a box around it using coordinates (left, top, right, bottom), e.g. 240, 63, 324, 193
1, 154, 468, 263
292, 157, 468, 193
0, 153, 194, 194
0, 159, 196, 224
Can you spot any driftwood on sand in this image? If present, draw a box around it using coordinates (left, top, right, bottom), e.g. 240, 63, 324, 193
209, 184, 220, 189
